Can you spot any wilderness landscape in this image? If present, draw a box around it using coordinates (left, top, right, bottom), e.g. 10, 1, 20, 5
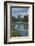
10, 7, 29, 37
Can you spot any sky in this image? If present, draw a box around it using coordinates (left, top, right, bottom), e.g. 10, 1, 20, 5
11, 8, 29, 18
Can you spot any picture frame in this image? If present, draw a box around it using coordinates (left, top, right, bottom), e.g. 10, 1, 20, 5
4, 1, 34, 44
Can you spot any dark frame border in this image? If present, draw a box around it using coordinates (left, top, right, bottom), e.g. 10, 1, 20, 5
4, 1, 34, 44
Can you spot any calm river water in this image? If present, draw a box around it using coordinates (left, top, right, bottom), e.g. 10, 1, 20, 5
15, 23, 28, 36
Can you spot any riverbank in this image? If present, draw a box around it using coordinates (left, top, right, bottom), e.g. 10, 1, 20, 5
15, 22, 28, 24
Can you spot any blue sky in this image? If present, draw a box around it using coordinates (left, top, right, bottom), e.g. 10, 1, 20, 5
11, 8, 29, 18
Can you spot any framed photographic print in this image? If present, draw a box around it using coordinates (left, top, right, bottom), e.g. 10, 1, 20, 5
4, 1, 34, 44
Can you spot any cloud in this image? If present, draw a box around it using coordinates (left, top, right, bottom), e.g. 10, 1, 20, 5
11, 8, 29, 18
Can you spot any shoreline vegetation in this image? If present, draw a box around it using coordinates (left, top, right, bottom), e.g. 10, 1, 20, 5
13, 22, 28, 24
